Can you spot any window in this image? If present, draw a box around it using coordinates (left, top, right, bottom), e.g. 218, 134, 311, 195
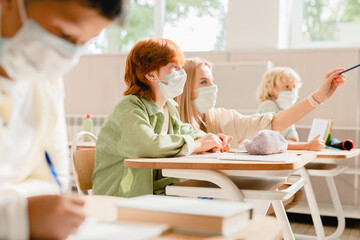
85, 0, 228, 53
163, 0, 228, 51
290, 0, 360, 48
86, 0, 155, 53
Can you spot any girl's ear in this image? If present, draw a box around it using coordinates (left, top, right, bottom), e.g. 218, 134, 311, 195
270, 88, 278, 99
145, 72, 157, 82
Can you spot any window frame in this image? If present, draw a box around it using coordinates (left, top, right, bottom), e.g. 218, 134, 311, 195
289, 0, 360, 49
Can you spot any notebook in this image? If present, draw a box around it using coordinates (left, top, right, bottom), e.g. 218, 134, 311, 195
184, 152, 301, 162
307, 118, 332, 142
116, 195, 253, 236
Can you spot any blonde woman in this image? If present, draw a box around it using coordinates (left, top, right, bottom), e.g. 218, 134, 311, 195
257, 67, 325, 151
176, 57, 345, 149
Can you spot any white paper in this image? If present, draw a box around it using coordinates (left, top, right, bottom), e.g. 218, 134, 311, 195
307, 118, 331, 142
228, 148, 248, 153
184, 152, 300, 162
67, 218, 168, 240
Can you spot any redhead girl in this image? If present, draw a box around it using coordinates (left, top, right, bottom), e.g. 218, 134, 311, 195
92, 39, 232, 198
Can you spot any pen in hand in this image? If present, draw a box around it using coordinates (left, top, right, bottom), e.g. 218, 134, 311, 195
45, 151, 63, 194
339, 64, 360, 74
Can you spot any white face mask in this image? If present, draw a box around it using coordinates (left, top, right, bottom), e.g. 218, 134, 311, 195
193, 85, 218, 114
276, 90, 298, 109
0, 0, 82, 82
156, 69, 187, 100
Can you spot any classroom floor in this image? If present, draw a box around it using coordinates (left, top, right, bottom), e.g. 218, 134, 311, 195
288, 213, 360, 239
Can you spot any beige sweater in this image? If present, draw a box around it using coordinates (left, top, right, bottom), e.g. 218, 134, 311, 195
210, 108, 275, 148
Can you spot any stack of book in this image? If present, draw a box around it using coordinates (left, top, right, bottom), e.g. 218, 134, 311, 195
116, 195, 253, 236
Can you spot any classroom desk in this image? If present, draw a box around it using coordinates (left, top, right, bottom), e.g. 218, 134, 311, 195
83, 195, 283, 240
288, 149, 360, 240
315, 148, 360, 159
125, 152, 316, 240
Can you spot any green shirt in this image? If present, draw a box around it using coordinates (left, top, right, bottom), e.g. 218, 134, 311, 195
92, 95, 205, 197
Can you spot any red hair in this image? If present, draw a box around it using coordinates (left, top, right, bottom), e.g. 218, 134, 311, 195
124, 38, 184, 101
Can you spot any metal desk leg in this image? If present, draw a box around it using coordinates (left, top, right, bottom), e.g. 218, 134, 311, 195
162, 169, 244, 201
323, 176, 345, 240
163, 169, 295, 240
273, 200, 295, 240
295, 167, 326, 240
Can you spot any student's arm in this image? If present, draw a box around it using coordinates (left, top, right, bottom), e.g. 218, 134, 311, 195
116, 98, 221, 157
179, 120, 228, 153
5, 79, 70, 195
179, 121, 206, 139
0, 194, 28, 240
272, 68, 345, 131
213, 108, 274, 146
287, 135, 325, 151
43, 79, 70, 192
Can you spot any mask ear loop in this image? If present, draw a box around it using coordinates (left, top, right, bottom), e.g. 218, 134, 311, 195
153, 72, 167, 85
17, 0, 27, 23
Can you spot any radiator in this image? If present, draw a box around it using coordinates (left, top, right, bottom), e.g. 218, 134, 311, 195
65, 114, 107, 141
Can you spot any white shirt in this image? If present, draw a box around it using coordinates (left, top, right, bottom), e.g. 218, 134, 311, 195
161, 105, 169, 134
0, 76, 70, 239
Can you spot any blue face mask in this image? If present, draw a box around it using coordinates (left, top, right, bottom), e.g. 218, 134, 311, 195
0, 0, 82, 82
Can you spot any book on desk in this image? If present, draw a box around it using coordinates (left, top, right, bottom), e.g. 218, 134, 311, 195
307, 118, 332, 142
116, 195, 253, 237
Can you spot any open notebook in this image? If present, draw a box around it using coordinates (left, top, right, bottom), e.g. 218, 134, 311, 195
307, 118, 332, 142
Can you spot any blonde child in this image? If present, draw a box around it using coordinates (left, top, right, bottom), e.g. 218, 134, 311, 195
92, 39, 232, 198
257, 67, 325, 151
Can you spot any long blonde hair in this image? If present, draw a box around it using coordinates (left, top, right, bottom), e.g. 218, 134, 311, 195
175, 58, 220, 134
257, 67, 302, 102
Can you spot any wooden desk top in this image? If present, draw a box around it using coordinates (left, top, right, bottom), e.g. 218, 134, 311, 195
124, 152, 315, 171
68, 142, 96, 150
288, 148, 360, 159
83, 195, 282, 240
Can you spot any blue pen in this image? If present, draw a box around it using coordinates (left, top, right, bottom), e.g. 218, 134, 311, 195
45, 151, 63, 194
339, 64, 360, 74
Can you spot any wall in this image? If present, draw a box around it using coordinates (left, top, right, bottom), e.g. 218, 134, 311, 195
226, 0, 281, 50
64, 49, 360, 128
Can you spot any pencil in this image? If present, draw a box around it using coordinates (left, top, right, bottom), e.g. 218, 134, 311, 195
339, 64, 360, 74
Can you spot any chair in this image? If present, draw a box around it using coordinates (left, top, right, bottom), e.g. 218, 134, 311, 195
71, 131, 97, 195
